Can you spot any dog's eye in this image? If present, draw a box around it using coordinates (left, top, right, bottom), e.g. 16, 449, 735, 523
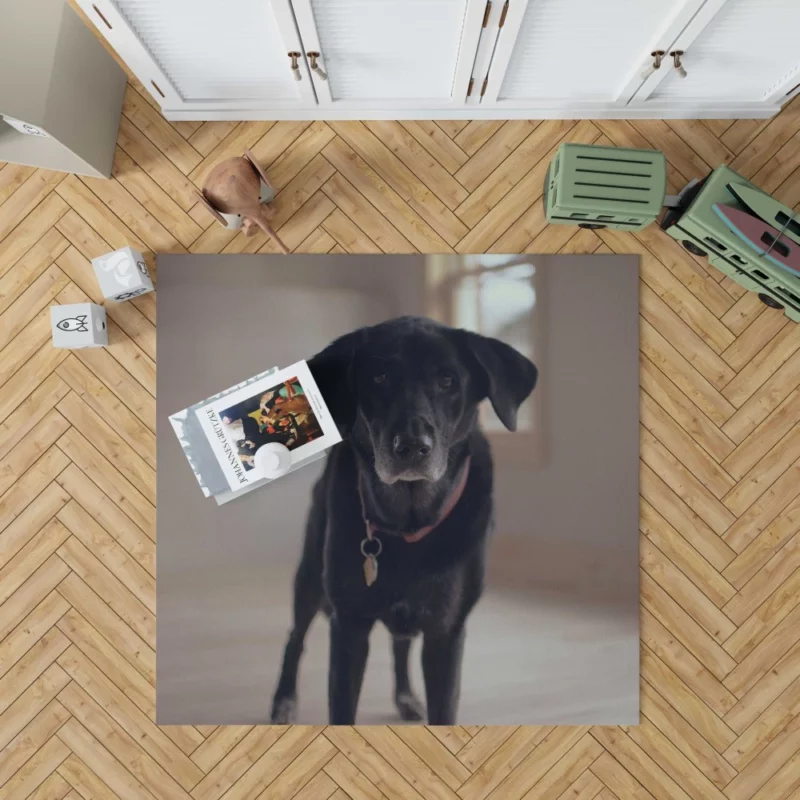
373, 373, 387, 385
439, 374, 455, 390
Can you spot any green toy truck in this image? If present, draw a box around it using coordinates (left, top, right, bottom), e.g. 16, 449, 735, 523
544, 142, 800, 322
660, 165, 800, 322
543, 143, 666, 232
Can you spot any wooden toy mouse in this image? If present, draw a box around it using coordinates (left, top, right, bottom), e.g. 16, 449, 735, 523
195, 149, 289, 253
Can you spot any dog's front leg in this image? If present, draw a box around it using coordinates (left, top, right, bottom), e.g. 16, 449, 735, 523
328, 613, 372, 724
422, 627, 465, 725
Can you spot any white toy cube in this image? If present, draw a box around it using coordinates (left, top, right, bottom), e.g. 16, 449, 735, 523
51, 303, 108, 349
92, 246, 154, 301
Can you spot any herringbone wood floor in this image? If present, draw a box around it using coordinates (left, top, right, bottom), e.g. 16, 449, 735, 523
3, 70, 800, 800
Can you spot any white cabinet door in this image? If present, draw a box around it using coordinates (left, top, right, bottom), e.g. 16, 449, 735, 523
632, 0, 800, 109
289, 0, 486, 109
75, 0, 317, 112
480, 0, 707, 110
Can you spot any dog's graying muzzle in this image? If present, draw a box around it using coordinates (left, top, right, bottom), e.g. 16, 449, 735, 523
390, 415, 434, 465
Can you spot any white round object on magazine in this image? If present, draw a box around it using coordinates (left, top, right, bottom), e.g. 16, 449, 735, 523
254, 442, 292, 479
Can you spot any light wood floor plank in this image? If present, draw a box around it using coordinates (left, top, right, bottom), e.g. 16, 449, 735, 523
54, 395, 154, 504
0, 229, 68, 317
322, 137, 450, 252
266, 122, 336, 191
590, 726, 696, 800
0, 627, 70, 717
115, 115, 200, 211
321, 208, 380, 254
400, 121, 469, 175
724, 545, 800, 632
55, 176, 147, 254
457, 726, 551, 800
56, 502, 154, 611
55, 430, 155, 549
0, 163, 37, 206
57, 647, 204, 789
722, 389, 800, 479
0, 555, 70, 643
248, 121, 311, 174
721, 348, 800, 446
189, 727, 287, 800
56, 536, 154, 648
208, 726, 323, 800
454, 121, 505, 156
0, 194, 69, 279
641, 572, 737, 682
1, 733, 70, 800
329, 121, 468, 247
255, 733, 337, 800
121, 86, 202, 176
458, 121, 598, 250
57, 681, 193, 800
0, 699, 71, 788
187, 122, 238, 158
111, 148, 202, 249
57, 753, 120, 800
321, 752, 384, 800
57, 719, 160, 800
321, 173, 412, 253
640, 647, 737, 752
590, 751, 655, 800
0, 591, 69, 681
364, 121, 468, 210
0, 447, 70, 540
638, 682, 736, 790
55, 572, 155, 684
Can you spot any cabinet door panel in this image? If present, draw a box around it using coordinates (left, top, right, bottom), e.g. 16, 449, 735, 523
645, 0, 800, 104
485, 0, 704, 106
79, 0, 315, 109
292, 0, 484, 107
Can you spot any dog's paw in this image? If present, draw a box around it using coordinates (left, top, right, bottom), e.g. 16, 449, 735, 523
395, 691, 425, 722
271, 695, 297, 724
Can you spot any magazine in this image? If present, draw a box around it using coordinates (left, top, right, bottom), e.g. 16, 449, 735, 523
190, 360, 341, 494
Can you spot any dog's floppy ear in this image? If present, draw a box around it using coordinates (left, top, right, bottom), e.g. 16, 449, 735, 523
307, 328, 367, 435
458, 330, 538, 431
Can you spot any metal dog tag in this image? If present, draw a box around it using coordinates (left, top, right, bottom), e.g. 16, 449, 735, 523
360, 534, 382, 588
363, 554, 378, 587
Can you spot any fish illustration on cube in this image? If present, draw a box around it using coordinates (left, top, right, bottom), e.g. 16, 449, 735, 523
56, 315, 89, 332
50, 303, 107, 348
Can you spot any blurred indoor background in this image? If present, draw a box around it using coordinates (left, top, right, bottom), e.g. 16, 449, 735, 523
157, 253, 639, 725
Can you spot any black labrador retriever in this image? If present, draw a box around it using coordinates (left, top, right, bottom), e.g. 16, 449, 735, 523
270, 316, 537, 724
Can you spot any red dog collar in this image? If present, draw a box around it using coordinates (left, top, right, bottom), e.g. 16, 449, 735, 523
360, 456, 471, 544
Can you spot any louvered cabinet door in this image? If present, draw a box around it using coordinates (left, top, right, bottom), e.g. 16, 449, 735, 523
289, 0, 487, 108
479, 0, 707, 109
75, 0, 317, 113
632, 0, 800, 109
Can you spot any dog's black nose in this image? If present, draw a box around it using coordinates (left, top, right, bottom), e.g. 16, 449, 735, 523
392, 433, 432, 461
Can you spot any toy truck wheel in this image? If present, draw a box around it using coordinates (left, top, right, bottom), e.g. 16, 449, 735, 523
758, 293, 784, 310
578, 223, 606, 230
682, 240, 707, 257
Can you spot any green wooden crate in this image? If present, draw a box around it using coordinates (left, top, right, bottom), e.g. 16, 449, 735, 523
661, 164, 800, 323
544, 143, 666, 231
